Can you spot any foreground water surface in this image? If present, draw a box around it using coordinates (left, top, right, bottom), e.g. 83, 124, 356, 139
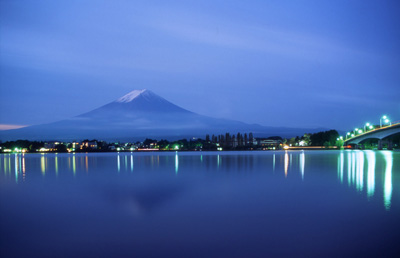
0, 150, 399, 257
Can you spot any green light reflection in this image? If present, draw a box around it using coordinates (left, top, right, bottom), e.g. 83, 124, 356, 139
347, 152, 351, 186
341, 150, 394, 210
366, 151, 375, 198
356, 151, 364, 192
130, 154, 134, 172
15, 154, 19, 183
351, 152, 356, 186
175, 152, 179, 174
125, 156, 127, 171
72, 154, 76, 176
383, 151, 392, 211
117, 154, 120, 172
338, 151, 344, 184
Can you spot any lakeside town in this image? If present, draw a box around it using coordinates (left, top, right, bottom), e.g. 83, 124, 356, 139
0, 130, 337, 153
1, 129, 398, 153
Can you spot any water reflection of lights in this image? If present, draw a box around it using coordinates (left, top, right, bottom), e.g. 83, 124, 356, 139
338, 151, 344, 183
72, 154, 76, 175
284, 151, 289, 178
300, 151, 305, 180
351, 152, 356, 186
15, 154, 19, 183
41, 154, 46, 175
117, 154, 120, 172
347, 152, 351, 186
55, 155, 59, 176
340, 150, 394, 210
356, 151, 364, 192
383, 151, 393, 211
366, 151, 375, 199
2, 151, 395, 212
175, 152, 179, 174
22, 154, 26, 181
273, 153, 275, 172
130, 154, 134, 172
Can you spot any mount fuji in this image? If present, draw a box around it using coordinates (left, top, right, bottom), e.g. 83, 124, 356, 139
0, 89, 325, 141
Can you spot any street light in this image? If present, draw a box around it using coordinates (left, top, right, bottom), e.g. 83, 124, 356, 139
380, 115, 388, 127
364, 123, 370, 132
358, 129, 363, 134
384, 118, 391, 126
346, 132, 350, 139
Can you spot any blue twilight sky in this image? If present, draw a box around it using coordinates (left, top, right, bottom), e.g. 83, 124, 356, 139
0, 0, 399, 131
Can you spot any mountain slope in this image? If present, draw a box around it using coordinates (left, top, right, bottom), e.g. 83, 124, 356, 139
0, 89, 327, 141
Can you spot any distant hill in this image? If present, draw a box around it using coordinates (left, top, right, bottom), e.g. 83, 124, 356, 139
0, 89, 330, 141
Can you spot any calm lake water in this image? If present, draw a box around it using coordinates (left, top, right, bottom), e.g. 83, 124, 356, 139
1, 150, 399, 257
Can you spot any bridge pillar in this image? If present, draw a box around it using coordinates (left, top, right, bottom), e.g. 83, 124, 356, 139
378, 140, 383, 150
388, 140, 393, 150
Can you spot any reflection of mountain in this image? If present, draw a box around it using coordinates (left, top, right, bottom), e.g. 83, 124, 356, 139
104, 182, 185, 215
1, 89, 327, 141
5, 151, 395, 211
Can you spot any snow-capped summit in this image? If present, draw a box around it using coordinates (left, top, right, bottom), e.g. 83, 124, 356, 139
116, 89, 147, 103
82, 88, 191, 116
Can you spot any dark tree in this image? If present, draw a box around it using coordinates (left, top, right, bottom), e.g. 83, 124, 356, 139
55, 144, 67, 152
309, 130, 339, 146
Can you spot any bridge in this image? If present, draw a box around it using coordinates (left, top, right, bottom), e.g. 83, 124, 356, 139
344, 121, 400, 150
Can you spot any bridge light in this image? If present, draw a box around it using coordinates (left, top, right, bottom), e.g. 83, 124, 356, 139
380, 115, 389, 127
369, 125, 373, 129
347, 132, 350, 135
351, 134, 355, 137
340, 136, 343, 140
364, 122, 372, 132
384, 119, 389, 123
358, 129, 363, 134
